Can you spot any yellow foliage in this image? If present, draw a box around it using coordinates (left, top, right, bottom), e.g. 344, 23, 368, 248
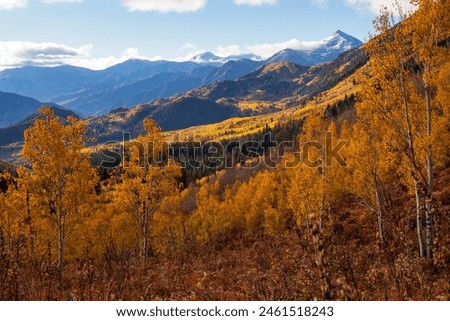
109, 118, 181, 262
20, 107, 99, 269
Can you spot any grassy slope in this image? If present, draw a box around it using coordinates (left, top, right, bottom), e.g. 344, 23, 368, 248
162, 68, 362, 143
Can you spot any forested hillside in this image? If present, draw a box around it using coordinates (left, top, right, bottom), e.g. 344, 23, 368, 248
0, 0, 449, 301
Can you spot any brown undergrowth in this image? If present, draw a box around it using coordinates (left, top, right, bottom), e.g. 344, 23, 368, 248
1, 167, 448, 301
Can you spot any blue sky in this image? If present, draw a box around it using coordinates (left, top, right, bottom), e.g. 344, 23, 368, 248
0, 0, 413, 70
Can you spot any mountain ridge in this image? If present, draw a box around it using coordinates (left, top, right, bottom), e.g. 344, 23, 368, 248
266, 30, 363, 65
0, 91, 66, 128
0, 104, 79, 146
0, 30, 362, 118
190, 30, 362, 66
0, 45, 368, 160
81, 46, 367, 144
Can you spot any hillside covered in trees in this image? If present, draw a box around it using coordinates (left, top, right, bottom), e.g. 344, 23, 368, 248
0, 0, 449, 301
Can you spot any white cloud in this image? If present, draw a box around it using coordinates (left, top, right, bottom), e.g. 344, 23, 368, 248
179, 36, 333, 61
248, 38, 327, 58
121, 0, 206, 13
344, 0, 415, 14
234, 0, 278, 5
0, 0, 84, 9
75, 47, 155, 70
41, 0, 83, 3
0, 42, 155, 71
0, 0, 27, 10
233, 0, 278, 6
174, 43, 205, 61
214, 44, 242, 58
0, 42, 91, 69
209, 39, 325, 60
311, 0, 416, 14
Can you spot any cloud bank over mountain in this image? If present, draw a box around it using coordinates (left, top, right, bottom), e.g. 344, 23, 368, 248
0, 42, 153, 70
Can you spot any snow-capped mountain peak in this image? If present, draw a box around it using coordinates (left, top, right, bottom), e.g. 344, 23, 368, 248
190, 52, 223, 64
322, 30, 363, 51
266, 30, 363, 65
191, 31, 362, 67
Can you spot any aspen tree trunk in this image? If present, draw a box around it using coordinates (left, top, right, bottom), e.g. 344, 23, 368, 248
57, 177, 65, 282
372, 167, 385, 244
6, 215, 12, 253
414, 181, 425, 257
58, 227, 64, 272
142, 201, 149, 266
57, 214, 65, 287
402, 84, 425, 258
26, 190, 35, 260
375, 183, 385, 243
425, 90, 433, 259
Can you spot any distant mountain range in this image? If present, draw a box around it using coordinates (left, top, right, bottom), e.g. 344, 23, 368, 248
0, 98, 78, 146
0, 30, 365, 159
0, 30, 362, 119
190, 30, 362, 65
83, 46, 367, 143
0, 91, 64, 128
0, 45, 368, 159
187, 46, 367, 105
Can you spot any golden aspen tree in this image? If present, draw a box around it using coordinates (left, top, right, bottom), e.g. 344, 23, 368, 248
189, 180, 226, 243
113, 118, 180, 265
363, 9, 428, 257
190, 170, 270, 243
291, 115, 327, 226
287, 115, 347, 301
237, 173, 266, 234
435, 61, 450, 154
0, 172, 17, 252
288, 115, 345, 229
259, 170, 290, 236
344, 91, 394, 244
231, 170, 289, 236
288, 164, 324, 230
21, 107, 98, 277
363, 1, 450, 257
231, 177, 257, 234
0, 168, 45, 270
221, 182, 246, 235
406, 0, 450, 258
150, 189, 191, 255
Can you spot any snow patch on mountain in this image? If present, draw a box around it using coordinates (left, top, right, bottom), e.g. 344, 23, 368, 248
191, 30, 362, 66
